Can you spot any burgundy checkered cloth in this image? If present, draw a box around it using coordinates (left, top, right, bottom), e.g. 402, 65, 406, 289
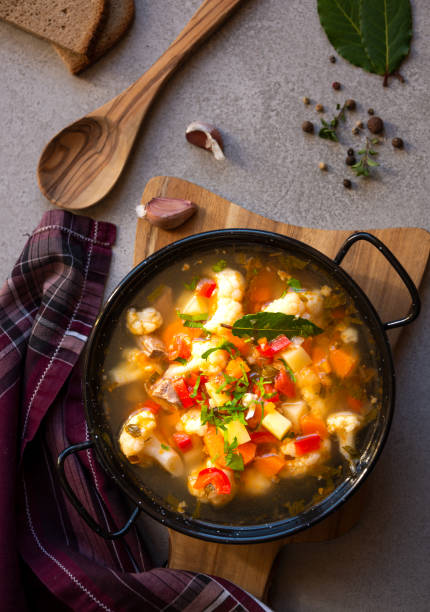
0, 210, 269, 612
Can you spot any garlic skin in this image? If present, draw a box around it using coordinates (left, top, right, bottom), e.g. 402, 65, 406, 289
136, 197, 197, 230
185, 121, 225, 160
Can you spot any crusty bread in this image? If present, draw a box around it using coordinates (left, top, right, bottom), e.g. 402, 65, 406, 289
54, 0, 135, 74
0, 0, 107, 56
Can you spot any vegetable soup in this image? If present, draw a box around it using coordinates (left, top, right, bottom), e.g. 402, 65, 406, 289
102, 246, 382, 525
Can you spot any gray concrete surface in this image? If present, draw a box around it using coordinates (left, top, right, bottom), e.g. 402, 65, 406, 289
1, 1, 429, 610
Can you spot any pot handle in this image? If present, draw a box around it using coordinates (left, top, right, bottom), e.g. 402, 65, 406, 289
334, 232, 421, 331
57, 440, 141, 540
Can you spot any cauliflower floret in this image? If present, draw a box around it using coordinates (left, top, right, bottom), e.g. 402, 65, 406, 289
216, 268, 246, 301
320, 285, 332, 297
119, 410, 157, 463
163, 337, 228, 379
143, 435, 184, 476
280, 438, 331, 478
326, 411, 363, 460
126, 307, 163, 335
204, 298, 243, 334
187, 460, 236, 507
303, 291, 323, 317
340, 326, 359, 344
179, 408, 207, 436
264, 292, 305, 316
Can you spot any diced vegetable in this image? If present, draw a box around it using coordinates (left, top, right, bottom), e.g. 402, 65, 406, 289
172, 432, 193, 451
329, 348, 357, 378
193, 467, 231, 495
279, 401, 308, 430
167, 334, 191, 361
346, 395, 363, 413
225, 357, 250, 379
172, 378, 195, 408
204, 426, 226, 466
262, 411, 292, 440
254, 454, 285, 477
225, 420, 251, 446
257, 334, 291, 358
182, 294, 209, 315
205, 380, 231, 407
300, 414, 328, 438
237, 442, 257, 465
253, 382, 280, 403
250, 431, 278, 445
274, 368, 295, 398
136, 399, 162, 415
281, 346, 312, 373
196, 278, 217, 298
294, 434, 321, 456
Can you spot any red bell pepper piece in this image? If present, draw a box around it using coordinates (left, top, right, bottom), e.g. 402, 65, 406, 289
139, 399, 162, 415
258, 334, 291, 358
172, 378, 195, 408
250, 431, 278, 445
274, 368, 295, 398
253, 382, 280, 403
294, 434, 321, 456
196, 278, 217, 298
193, 467, 231, 495
172, 432, 193, 452
167, 334, 191, 361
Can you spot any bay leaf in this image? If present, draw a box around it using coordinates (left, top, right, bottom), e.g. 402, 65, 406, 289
317, 0, 375, 72
231, 312, 323, 341
361, 0, 412, 81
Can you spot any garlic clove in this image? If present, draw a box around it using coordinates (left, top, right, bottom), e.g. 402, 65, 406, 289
136, 197, 197, 230
185, 121, 225, 160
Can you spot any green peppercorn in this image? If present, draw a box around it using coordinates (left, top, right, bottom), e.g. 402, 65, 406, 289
346, 155, 356, 166
347, 148, 354, 156
343, 179, 352, 189
392, 137, 404, 149
345, 99, 356, 110
302, 121, 314, 133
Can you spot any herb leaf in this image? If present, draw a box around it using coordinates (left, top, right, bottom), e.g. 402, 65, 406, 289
287, 278, 302, 291
201, 341, 238, 360
184, 276, 199, 291
212, 259, 227, 273
175, 357, 188, 365
178, 312, 208, 328
230, 312, 323, 341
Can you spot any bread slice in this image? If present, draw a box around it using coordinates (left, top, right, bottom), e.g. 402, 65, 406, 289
54, 0, 135, 74
0, 0, 107, 56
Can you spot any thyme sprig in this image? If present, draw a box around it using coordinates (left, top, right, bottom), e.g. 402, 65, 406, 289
318, 102, 347, 142
352, 137, 379, 177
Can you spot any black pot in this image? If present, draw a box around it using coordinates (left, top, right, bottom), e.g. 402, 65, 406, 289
58, 230, 420, 544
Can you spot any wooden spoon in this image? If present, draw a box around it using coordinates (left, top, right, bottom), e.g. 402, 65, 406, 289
37, 0, 244, 210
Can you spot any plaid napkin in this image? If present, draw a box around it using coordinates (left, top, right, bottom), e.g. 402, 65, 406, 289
0, 210, 269, 612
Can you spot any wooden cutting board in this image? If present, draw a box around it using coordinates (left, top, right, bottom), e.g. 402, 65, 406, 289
134, 175, 430, 601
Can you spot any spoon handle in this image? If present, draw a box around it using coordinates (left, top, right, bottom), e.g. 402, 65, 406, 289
105, 0, 245, 125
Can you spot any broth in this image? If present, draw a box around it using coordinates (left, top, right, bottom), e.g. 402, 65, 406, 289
102, 245, 382, 525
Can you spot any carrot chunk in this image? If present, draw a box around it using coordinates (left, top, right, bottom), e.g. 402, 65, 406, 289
237, 442, 257, 465
300, 414, 328, 439
204, 425, 226, 467
329, 348, 357, 378
254, 454, 285, 477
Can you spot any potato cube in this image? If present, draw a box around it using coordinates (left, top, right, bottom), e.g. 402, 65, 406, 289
225, 420, 251, 446
183, 294, 209, 315
279, 401, 308, 430
280, 346, 312, 373
205, 381, 230, 408
262, 412, 292, 440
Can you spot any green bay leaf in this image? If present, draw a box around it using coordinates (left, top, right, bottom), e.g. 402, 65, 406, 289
361, 0, 412, 78
317, 0, 375, 72
231, 312, 323, 341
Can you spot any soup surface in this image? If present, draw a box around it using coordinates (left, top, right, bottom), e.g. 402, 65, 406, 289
102, 245, 382, 525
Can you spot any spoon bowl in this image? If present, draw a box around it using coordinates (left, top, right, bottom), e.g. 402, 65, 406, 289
37, 0, 243, 210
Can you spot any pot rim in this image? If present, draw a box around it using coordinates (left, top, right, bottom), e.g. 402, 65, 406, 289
83, 229, 395, 544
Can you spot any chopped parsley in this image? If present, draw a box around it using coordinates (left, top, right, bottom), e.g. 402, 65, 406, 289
161, 443, 170, 451
201, 340, 238, 360
190, 375, 201, 398
212, 259, 227, 273
178, 312, 209, 329
287, 278, 302, 291
223, 435, 244, 471
175, 357, 188, 365
184, 276, 199, 291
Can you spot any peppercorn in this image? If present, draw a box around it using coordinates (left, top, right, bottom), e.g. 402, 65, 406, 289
343, 179, 352, 189
367, 108, 374, 115
352, 127, 360, 135
345, 99, 356, 110
302, 96, 310, 105
392, 137, 404, 149
315, 103, 324, 112
367, 116, 384, 134
302, 121, 314, 134
347, 148, 354, 156
319, 162, 327, 171
355, 121, 364, 128
345, 155, 356, 166
329, 55, 336, 63
332, 81, 341, 90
